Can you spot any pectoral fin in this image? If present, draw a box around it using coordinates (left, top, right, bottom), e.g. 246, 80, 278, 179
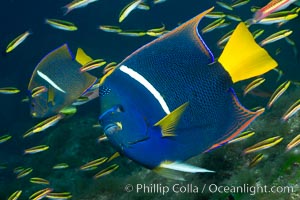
154, 102, 189, 137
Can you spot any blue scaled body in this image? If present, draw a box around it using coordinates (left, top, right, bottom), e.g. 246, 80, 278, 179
98, 9, 264, 170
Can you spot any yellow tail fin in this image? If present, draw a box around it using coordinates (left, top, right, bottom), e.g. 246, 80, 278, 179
75, 48, 93, 65
218, 22, 277, 83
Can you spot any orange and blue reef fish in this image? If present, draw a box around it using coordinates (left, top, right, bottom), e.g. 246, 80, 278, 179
98, 7, 277, 178
252, 0, 300, 23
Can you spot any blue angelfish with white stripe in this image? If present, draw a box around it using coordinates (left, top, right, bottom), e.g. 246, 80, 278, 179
97, 7, 277, 179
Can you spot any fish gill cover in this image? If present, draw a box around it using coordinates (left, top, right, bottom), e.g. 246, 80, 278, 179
0, 0, 299, 200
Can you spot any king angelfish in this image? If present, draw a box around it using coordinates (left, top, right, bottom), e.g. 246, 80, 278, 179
98, 7, 277, 179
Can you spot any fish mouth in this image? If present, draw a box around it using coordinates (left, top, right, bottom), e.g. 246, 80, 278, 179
104, 123, 122, 135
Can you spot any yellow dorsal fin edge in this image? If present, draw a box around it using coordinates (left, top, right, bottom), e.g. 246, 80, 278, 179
154, 102, 189, 137
218, 22, 278, 83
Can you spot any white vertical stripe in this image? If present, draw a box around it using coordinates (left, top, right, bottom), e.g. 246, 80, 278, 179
37, 70, 66, 93
119, 65, 170, 114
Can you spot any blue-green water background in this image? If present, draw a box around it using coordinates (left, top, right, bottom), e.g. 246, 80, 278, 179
0, 0, 299, 199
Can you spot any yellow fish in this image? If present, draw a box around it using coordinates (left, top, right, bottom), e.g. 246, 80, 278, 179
79, 157, 108, 171
119, 0, 142, 23
29, 188, 53, 200
228, 131, 255, 144
201, 18, 226, 34
137, 2, 150, 10
205, 11, 226, 19
146, 24, 166, 37
260, 29, 293, 46
30, 177, 50, 185
217, 30, 234, 47
257, 11, 298, 25
216, 1, 233, 10
267, 80, 291, 108
281, 99, 300, 121
45, 19, 78, 31
252, 29, 265, 40
13, 166, 24, 174
6, 30, 31, 53
53, 163, 69, 169
248, 153, 264, 168
24, 145, 49, 154
98, 25, 122, 33
118, 30, 147, 37
231, 0, 250, 8
79, 59, 107, 72
59, 106, 77, 115
226, 14, 242, 21
46, 192, 72, 199
243, 136, 283, 154
62, 0, 99, 15
32, 114, 63, 134
286, 134, 300, 151
17, 167, 33, 179
0, 134, 12, 143
97, 134, 108, 142
31, 86, 48, 97
107, 152, 120, 162
153, 0, 167, 4
8, 190, 22, 200
93, 164, 119, 179
243, 78, 266, 96
0, 87, 20, 94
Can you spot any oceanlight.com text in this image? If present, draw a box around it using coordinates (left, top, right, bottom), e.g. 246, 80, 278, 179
124, 183, 294, 196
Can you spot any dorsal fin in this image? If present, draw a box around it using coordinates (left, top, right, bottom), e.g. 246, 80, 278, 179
75, 48, 93, 65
